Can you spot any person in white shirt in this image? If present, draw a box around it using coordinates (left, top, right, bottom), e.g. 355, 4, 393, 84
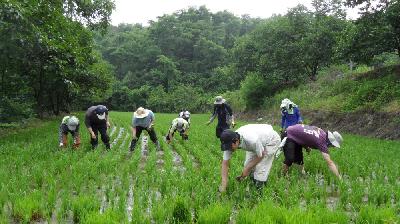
166, 117, 190, 143
219, 124, 281, 192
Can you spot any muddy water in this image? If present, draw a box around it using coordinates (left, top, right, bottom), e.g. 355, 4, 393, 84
126, 177, 135, 223
156, 151, 164, 170
111, 127, 125, 148
109, 126, 117, 137
99, 185, 108, 214
171, 150, 186, 173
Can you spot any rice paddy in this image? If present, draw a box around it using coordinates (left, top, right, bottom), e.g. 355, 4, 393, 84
0, 112, 399, 223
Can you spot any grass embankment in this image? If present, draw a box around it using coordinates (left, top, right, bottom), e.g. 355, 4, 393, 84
265, 64, 400, 113
0, 112, 399, 223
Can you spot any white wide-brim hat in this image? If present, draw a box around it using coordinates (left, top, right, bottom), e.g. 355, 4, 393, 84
280, 98, 291, 108
134, 107, 149, 118
328, 131, 343, 148
214, 96, 226, 104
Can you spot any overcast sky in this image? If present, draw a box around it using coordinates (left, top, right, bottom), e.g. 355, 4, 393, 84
111, 0, 359, 26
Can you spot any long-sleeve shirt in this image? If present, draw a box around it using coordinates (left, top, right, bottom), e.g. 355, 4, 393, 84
210, 104, 233, 126
169, 118, 189, 133
281, 107, 302, 129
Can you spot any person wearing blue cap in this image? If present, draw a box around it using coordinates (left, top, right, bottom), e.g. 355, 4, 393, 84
85, 105, 111, 150
218, 124, 281, 192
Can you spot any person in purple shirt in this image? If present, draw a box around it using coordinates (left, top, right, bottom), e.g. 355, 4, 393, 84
280, 99, 302, 133
282, 124, 343, 179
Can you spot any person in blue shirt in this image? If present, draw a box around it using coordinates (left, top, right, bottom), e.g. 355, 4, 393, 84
280, 99, 302, 133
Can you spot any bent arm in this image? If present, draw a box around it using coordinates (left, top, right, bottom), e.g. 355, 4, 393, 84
131, 126, 137, 139
321, 152, 341, 179
241, 156, 263, 177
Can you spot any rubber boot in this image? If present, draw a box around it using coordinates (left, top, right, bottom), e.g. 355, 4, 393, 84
73, 136, 81, 149
129, 139, 137, 152
62, 134, 68, 148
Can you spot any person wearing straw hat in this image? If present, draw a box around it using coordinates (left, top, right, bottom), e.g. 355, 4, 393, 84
281, 124, 343, 179
218, 124, 281, 193
130, 107, 160, 152
280, 98, 302, 134
85, 105, 111, 150
166, 117, 190, 144
206, 96, 235, 139
58, 115, 80, 149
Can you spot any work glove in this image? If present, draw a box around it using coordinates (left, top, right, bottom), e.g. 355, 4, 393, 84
231, 121, 236, 128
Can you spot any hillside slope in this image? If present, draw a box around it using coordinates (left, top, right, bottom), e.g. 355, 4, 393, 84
249, 65, 400, 139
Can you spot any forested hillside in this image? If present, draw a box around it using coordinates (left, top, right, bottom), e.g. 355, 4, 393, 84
1, 0, 400, 122
92, 0, 400, 113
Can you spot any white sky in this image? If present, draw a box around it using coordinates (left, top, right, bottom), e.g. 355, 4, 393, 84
111, 0, 360, 26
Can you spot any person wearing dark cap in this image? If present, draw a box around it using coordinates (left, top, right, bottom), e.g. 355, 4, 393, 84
206, 96, 235, 139
219, 124, 281, 193
85, 105, 111, 150
281, 124, 343, 179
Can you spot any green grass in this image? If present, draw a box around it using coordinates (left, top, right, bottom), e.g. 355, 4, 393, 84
0, 112, 399, 223
265, 64, 400, 113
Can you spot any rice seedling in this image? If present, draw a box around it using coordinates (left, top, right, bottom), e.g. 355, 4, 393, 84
0, 112, 399, 222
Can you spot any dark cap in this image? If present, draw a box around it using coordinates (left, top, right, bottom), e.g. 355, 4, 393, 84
95, 105, 108, 115
220, 129, 239, 151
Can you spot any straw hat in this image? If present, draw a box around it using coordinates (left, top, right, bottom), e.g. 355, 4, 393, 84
134, 107, 149, 118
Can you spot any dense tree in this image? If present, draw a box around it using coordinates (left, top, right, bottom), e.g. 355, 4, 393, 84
0, 0, 114, 121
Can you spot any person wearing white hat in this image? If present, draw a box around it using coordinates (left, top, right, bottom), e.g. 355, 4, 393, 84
280, 98, 302, 134
206, 96, 235, 138
130, 107, 160, 152
178, 109, 191, 124
166, 117, 190, 144
58, 116, 80, 149
281, 124, 343, 179
85, 105, 111, 150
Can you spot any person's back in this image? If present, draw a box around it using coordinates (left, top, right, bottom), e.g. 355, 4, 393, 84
236, 124, 280, 156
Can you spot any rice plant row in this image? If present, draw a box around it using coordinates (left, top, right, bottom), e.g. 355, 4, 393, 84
0, 112, 399, 223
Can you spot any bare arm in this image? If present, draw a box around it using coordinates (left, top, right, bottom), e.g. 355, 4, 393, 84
131, 126, 137, 139
321, 152, 342, 180
87, 127, 95, 139
241, 156, 263, 177
219, 159, 230, 192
